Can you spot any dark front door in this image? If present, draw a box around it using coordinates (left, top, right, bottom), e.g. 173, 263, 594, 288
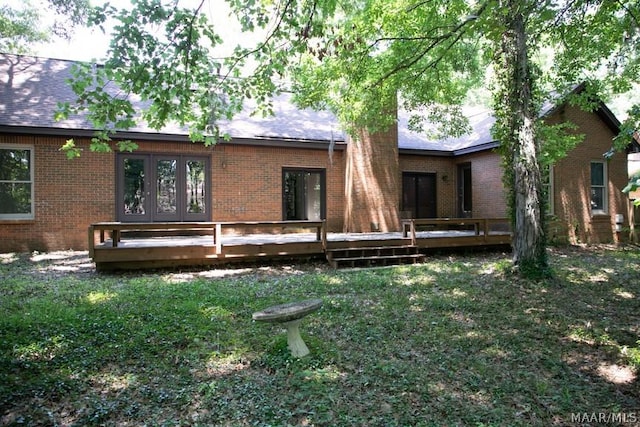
117, 154, 210, 222
402, 172, 437, 218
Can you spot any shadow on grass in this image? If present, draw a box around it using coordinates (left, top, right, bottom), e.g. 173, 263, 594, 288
0, 247, 639, 426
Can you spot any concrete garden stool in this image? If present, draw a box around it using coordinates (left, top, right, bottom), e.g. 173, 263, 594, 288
252, 298, 323, 358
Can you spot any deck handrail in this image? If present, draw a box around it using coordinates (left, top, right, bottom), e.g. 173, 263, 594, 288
211, 221, 325, 253
89, 220, 327, 256
401, 218, 510, 245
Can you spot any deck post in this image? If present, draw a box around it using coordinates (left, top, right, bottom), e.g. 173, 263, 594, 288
88, 225, 95, 258
112, 229, 120, 248
321, 220, 327, 250
215, 222, 222, 254
410, 220, 417, 246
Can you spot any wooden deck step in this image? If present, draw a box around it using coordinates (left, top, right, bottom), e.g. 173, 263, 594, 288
328, 254, 424, 268
326, 245, 418, 256
326, 245, 425, 268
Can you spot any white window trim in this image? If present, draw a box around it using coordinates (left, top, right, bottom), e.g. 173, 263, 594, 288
0, 144, 34, 220
590, 160, 608, 216
545, 164, 555, 216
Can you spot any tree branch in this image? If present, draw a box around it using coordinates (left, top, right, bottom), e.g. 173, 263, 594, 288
406, 0, 437, 14
616, 0, 640, 29
367, 1, 488, 88
184, 0, 206, 73
368, 26, 463, 49
220, 0, 295, 84
412, 28, 470, 81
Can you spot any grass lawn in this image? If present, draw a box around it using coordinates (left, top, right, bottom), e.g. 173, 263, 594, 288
1, 245, 639, 426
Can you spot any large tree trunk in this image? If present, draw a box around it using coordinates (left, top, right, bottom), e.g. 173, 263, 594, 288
498, 2, 548, 274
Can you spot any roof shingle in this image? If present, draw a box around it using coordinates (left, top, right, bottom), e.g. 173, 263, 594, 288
0, 53, 507, 152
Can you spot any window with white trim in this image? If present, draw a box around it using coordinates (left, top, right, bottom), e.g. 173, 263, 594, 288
0, 145, 34, 219
590, 161, 607, 214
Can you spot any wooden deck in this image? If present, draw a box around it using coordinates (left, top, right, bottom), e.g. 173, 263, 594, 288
89, 219, 512, 270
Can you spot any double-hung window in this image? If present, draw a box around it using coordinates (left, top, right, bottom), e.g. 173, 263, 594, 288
590, 161, 607, 215
0, 145, 34, 220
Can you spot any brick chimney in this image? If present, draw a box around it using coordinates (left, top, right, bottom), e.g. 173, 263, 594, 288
343, 106, 401, 233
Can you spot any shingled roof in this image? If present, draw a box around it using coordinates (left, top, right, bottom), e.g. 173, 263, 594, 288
0, 53, 507, 153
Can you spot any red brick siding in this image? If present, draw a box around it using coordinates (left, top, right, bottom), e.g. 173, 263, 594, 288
344, 126, 401, 232
455, 151, 508, 218
209, 143, 345, 231
547, 106, 629, 243
0, 103, 629, 252
0, 136, 345, 252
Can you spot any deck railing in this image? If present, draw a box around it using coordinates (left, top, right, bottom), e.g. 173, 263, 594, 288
88, 218, 512, 270
89, 220, 327, 257
401, 218, 511, 246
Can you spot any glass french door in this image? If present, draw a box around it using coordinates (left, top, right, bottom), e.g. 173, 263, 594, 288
117, 154, 209, 222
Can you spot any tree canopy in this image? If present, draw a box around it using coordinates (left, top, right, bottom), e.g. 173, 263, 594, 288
0, 5, 46, 54
55, 0, 490, 153
0, 0, 91, 53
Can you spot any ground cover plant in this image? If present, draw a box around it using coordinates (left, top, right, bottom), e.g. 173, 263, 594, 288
1, 246, 639, 426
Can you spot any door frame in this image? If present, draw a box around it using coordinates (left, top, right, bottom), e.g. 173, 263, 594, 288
402, 172, 437, 219
116, 153, 211, 222
281, 168, 326, 221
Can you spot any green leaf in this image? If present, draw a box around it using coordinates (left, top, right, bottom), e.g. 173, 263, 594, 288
115, 140, 139, 152
59, 139, 82, 159
89, 139, 112, 153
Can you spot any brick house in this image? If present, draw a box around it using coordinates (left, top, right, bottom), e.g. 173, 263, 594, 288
0, 53, 634, 252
